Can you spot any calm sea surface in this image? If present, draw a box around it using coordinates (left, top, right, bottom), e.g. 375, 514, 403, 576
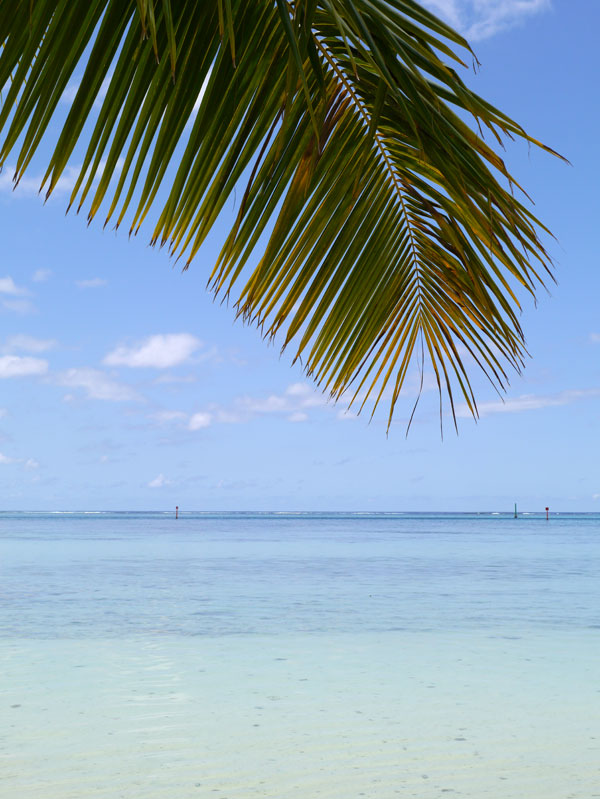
1, 512, 599, 797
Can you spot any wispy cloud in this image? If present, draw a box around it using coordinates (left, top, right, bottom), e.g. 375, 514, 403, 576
150, 410, 188, 425
4, 335, 57, 353
0, 452, 39, 468
423, 0, 551, 40
0, 164, 83, 197
590, 333, 600, 343
2, 299, 36, 315
151, 376, 437, 431
104, 334, 203, 369
236, 382, 326, 419
0, 355, 48, 378
212, 382, 327, 426
76, 278, 107, 289
61, 72, 113, 107
457, 388, 600, 418
148, 473, 171, 489
57, 368, 140, 401
288, 411, 308, 423
0, 158, 123, 199
152, 382, 330, 431
32, 268, 53, 283
0, 277, 33, 314
337, 408, 360, 422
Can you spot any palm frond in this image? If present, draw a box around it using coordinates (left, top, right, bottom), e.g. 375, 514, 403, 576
0, 0, 564, 429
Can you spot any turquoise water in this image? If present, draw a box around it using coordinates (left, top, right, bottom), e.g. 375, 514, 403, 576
2, 512, 600, 797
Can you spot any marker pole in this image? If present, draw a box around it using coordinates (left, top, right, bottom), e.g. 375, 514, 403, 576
176, 505, 179, 520
514, 503, 517, 519
545, 506, 549, 521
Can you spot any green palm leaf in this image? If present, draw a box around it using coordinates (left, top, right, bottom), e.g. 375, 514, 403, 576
0, 0, 564, 429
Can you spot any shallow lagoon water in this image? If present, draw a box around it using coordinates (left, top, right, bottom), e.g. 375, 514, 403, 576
1, 512, 599, 797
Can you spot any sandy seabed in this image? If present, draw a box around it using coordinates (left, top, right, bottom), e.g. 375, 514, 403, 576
2, 630, 599, 799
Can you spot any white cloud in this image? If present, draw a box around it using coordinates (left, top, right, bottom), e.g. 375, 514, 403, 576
237, 383, 327, 417
0, 452, 39, 469
241, 394, 289, 414
0, 164, 83, 197
0, 276, 28, 296
189, 411, 212, 430
590, 333, 600, 343
62, 72, 113, 107
288, 412, 308, 422
0, 355, 48, 378
457, 388, 600, 419
32, 268, 52, 283
424, 0, 462, 25
423, 0, 550, 40
148, 473, 171, 488
286, 382, 311, 397
184, 382, 327, 431
0, 158, 123, 199
58, 368, 140, 401
104, 334, 203, 369
284, 382, 326, 407
150, 407, 235, 429
0, 278, 35, 313
76, 277, 107, 289
5, 335, 57, 353
150, 382, 357, 432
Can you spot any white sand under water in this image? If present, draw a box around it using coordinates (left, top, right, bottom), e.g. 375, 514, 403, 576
3, 631, 599, 798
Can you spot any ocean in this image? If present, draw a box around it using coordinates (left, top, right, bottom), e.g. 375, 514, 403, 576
1, 511, 599, 797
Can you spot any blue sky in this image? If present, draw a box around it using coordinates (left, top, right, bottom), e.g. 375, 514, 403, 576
0, 0, 598, 511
